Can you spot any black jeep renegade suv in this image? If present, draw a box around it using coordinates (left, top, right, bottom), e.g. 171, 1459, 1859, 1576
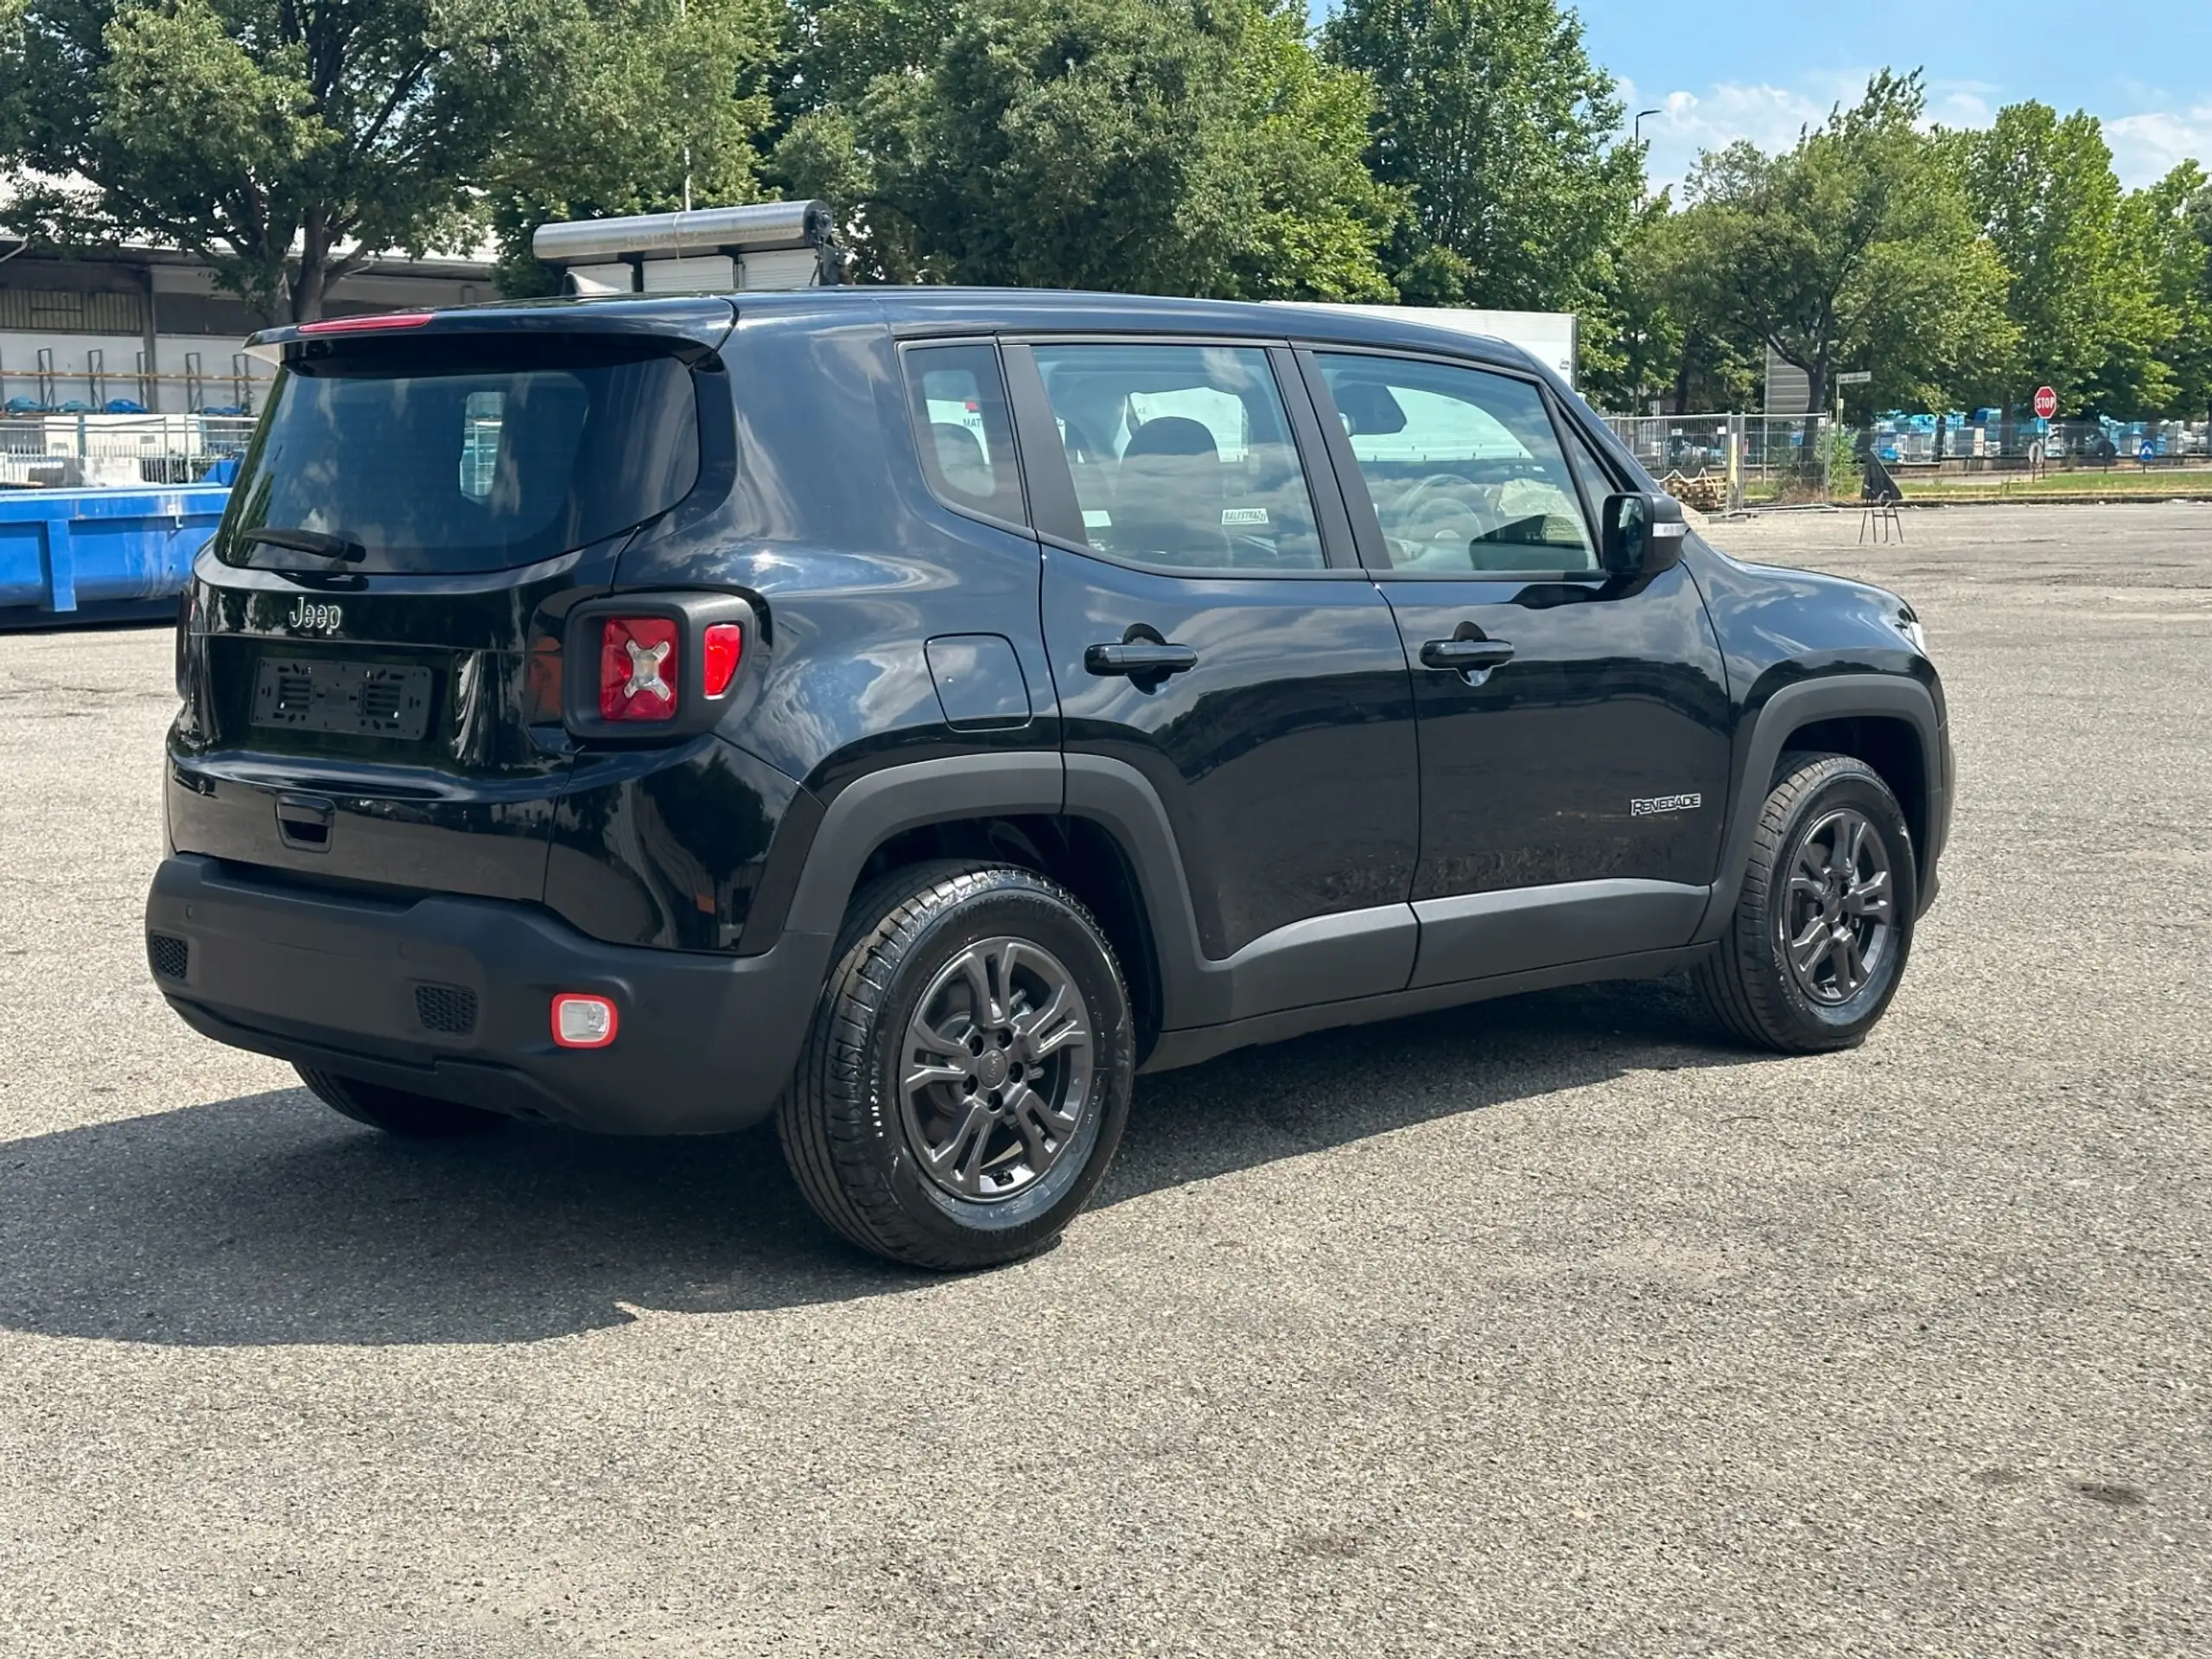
147, 289, 1952, 1268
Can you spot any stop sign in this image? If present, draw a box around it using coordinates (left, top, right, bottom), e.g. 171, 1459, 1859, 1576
2033, 385, 2058, 419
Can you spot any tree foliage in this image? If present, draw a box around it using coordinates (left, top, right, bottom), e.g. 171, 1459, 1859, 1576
775, 0, 1396, 300
0, 0, 540, 321
2121, 162, 2212, 420
3, 0, 2209, 418
1320, 0, 1637, 318
492, 0, 782, 296
1590, 192, 1760, 415
1664, 73, 2015, 414
0, 0, 779, 320
1961, 101, 2157, 415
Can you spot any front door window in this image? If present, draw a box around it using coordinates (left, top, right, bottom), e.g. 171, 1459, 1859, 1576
1314, 354, 1598, 575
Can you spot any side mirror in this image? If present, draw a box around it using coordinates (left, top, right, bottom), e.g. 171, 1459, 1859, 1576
1600, 490, 1689, 576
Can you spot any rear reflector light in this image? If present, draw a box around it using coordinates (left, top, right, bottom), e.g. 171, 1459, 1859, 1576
296, 312, 434, 336
702, 623, 744, 696
551, 995, 619, 1049
599, 617, 680, 721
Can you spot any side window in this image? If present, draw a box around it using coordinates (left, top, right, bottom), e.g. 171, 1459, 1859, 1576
1030, 342, 1324, 573
903, 343, 1026, 525
1314, 354, 1599, 574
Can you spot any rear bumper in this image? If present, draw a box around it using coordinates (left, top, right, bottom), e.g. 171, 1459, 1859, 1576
146, 855, 833, 1134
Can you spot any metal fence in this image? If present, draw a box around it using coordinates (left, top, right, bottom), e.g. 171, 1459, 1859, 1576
1868, 415, 2212, 471
1600, 413, 1836, 505
0, 412, 256, 488
1602, 410, 2212, 505
0, 411, 256, 486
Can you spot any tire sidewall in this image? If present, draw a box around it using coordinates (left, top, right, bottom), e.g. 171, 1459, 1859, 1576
1759, 764, 1918, 1041
854, 878, 1133, 1258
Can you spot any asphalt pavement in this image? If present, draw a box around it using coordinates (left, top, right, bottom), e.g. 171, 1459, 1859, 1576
2, 503, 2207, 1656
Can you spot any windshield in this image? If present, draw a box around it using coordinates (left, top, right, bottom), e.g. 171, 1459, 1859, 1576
221, 340, 702, 575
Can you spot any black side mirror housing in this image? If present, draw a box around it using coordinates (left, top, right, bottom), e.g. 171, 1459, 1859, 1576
1600, 490, 1689, 576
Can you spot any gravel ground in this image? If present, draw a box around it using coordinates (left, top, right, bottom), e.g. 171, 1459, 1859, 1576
2, 503, 2208, 1656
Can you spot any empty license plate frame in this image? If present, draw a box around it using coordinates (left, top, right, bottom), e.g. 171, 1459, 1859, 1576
251, 658, 436, 741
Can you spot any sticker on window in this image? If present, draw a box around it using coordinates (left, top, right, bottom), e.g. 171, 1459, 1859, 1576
1082, 509, 1113, 528
1222, 507, 1269, 527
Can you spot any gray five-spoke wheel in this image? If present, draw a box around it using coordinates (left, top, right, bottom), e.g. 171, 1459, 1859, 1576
901, 936, 1094, 1203
1780, 805, 1897, 1003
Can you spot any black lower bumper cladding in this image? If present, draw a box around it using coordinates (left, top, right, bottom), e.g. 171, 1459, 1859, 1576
147, 855, 831, 1135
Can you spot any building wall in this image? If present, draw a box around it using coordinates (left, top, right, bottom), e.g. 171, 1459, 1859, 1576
0, 251, 494, 415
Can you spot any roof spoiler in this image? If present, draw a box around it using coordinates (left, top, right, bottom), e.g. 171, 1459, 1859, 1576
531, 201, 842, 297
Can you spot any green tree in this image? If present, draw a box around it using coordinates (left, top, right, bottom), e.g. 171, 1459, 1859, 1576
1673, 72, 2015, 414
492, 0, 782, 296
776, 0, 1396, 300
1583, 190, 1759, 414
1320, 0, 1640, 318
777, 0, 957, 114
1960, 101, 2164, 415
2111, 162, 2212, 420
0, 0, 543, 321
0, 0, 779, 320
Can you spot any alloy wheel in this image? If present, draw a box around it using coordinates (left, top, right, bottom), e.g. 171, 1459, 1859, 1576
899, 936, 1094, 1202
1779, 806, 1897, 1004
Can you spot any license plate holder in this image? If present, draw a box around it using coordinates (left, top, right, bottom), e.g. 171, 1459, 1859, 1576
251, 658, 436, 741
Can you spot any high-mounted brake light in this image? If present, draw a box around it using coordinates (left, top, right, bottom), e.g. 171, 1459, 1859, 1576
599, 617, 680, 721
702, 623, 744, 697
551, 994, 619, 1049
296, 312, 435, 336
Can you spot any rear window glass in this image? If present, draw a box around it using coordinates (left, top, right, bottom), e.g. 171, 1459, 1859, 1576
223, 342, 702, 574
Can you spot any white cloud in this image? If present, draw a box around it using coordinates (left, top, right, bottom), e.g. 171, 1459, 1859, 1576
1624, 70, 2211, 197
2105, 106, 2212, 188
1621, 74, 1861, 200
1925, 79, 1998, 131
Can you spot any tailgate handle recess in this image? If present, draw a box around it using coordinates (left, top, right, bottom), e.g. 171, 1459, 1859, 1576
275, 793, 336, 852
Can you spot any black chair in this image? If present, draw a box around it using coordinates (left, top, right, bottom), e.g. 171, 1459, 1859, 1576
1859, 454, 1904, 544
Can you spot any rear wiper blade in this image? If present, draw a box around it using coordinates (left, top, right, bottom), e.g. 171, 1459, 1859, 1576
239, 526, 366, 563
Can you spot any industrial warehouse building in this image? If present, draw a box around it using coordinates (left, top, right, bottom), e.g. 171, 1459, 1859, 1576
0, 245, 493, 416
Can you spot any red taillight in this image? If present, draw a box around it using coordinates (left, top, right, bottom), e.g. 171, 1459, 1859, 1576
296, 311, 434, 336
702, 623, 744, 696
599, 617, 680, 721
551, 994, 619, 1049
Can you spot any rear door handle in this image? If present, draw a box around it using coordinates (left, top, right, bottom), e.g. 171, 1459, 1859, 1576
1085, 642, 1198, 677
1419, 638, 1516, 671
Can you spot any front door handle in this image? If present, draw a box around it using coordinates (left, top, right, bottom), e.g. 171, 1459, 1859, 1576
1085, 641, 1198, 677
1419, 638, 1516, 671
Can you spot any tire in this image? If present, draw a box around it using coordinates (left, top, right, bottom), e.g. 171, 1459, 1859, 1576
296, 1066, 506, 1138
778, 861, 1135, 1270
1695, 753, 1917, 1053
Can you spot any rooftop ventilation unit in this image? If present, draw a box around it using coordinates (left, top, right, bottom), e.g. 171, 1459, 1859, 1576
531, 201, 841, 297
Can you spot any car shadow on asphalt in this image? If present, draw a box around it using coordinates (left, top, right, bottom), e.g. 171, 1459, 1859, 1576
0, 976, 1770, 1347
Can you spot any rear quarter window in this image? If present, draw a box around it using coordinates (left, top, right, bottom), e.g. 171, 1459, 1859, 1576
901, 342, 1027, 526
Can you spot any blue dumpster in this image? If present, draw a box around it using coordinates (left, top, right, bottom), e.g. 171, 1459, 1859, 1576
0, 484, 231, 627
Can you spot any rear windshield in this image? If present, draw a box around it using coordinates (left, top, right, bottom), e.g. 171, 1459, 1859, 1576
221, 340, 702, 574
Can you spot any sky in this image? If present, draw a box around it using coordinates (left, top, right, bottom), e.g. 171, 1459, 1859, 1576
1319, 2, 2212, 197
